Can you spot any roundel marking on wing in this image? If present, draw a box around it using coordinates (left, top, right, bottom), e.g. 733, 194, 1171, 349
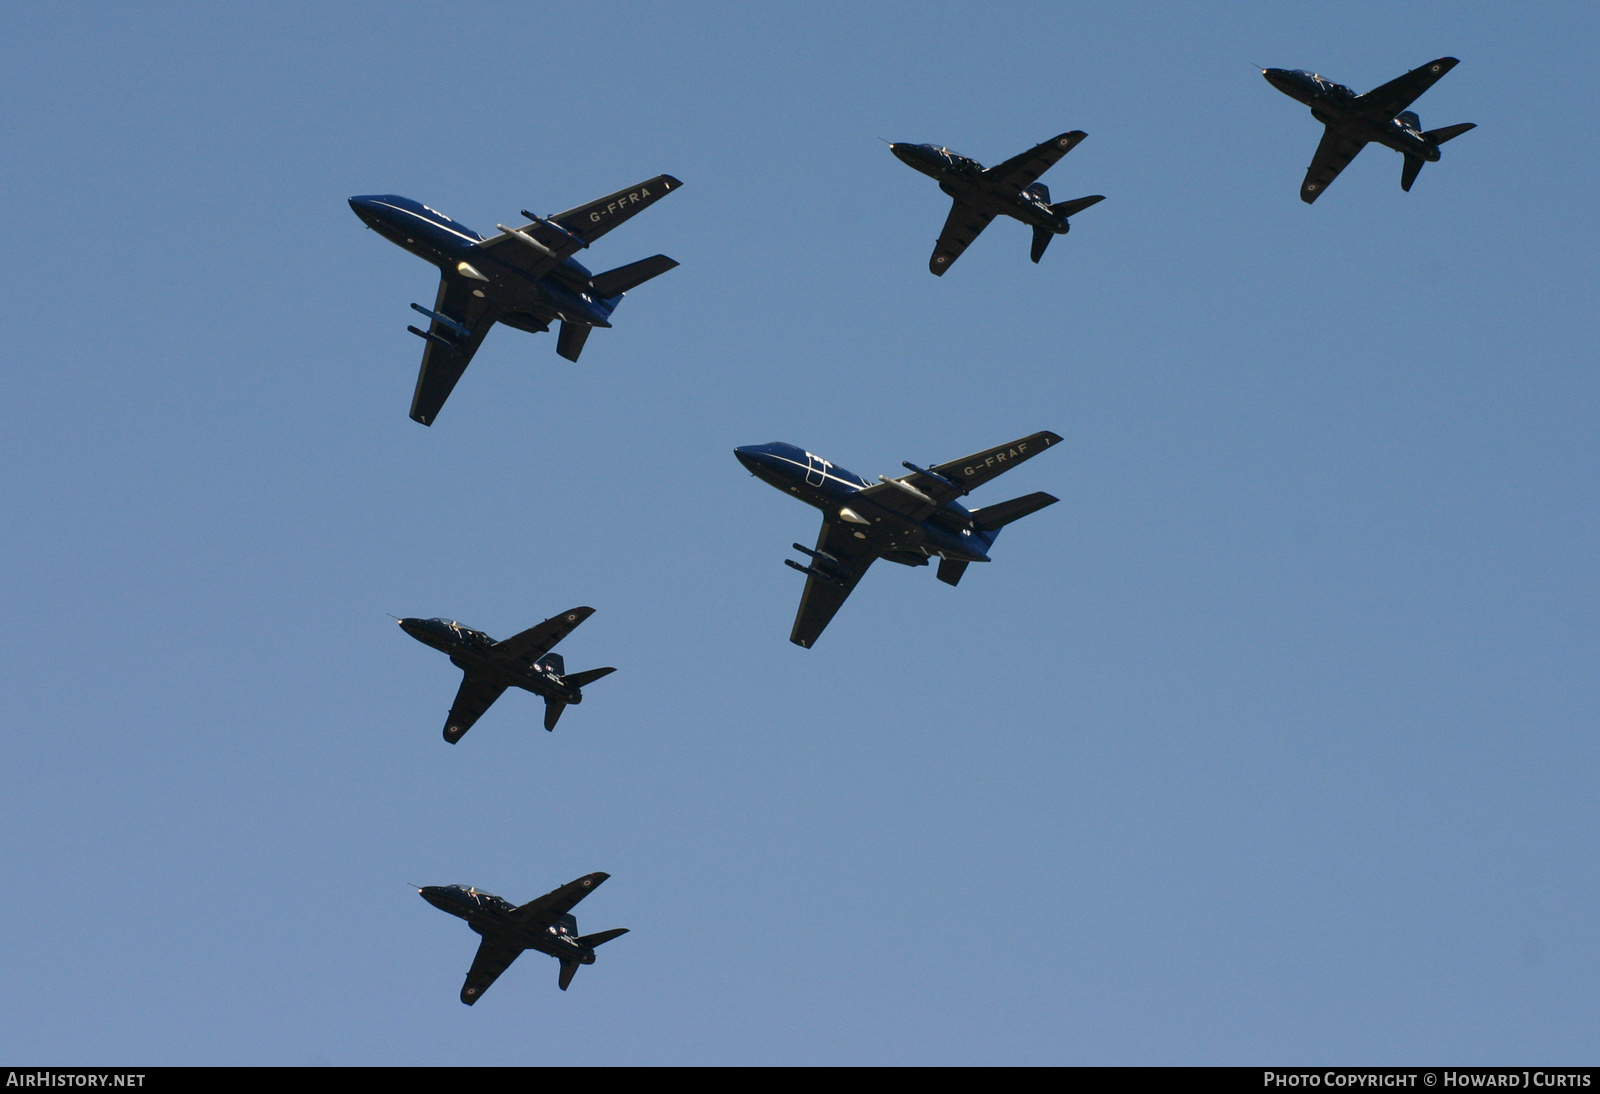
567, 613, 578, 621
1059, 137, 1070, 146
1431, 64, 1442, 72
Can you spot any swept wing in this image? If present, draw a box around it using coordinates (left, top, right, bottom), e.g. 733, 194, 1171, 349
410, 275, 497, 425
513, 871, 611, 925
460, 937, 522, 1004
1300, 125, 1367, 203
476, 175, 682, 276
791, 519, 879, 649
1359, 57, 1459, 119
444, 672, 507, 744
930, 200, 996, 275
982, 131, 1087, 191
493, 606, 596, 666
856, 430, 1064, 520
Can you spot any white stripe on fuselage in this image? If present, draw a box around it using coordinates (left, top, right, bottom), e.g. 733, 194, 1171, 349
370, 201, 482, 244
765, 452, 869, 491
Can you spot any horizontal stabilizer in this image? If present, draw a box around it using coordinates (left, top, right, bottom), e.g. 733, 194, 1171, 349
970, 491, 1059, 531
558, 960, 580, 991
1401, 154, 1425, 192
937, 558, 969, 587
544, 698, 567, 732
591, 255, 679, 299
1030, 227, 1052, 264
1050, 194, 1104, 219
564, 666, 616, 690
578, 927, 629, 948
1424, 122, 1475, 145
556, 321, 591, 362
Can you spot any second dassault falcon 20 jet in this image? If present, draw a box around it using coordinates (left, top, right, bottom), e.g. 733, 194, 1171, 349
350, 175, 681, 424
419, 872, 627, 1001
736, 431, 1062, 647
1262, 58, 1475, 203
399, 607, 615, 743
889, 133, 1103, 274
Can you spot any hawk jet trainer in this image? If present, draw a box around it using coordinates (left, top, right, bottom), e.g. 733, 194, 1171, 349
398, 607, 615, 743
350, 175, 682, 424
736, 431, 1062, 648
419, 873, 627, 1002
889, 133, 1103, 274
1262, 58, 1475, 203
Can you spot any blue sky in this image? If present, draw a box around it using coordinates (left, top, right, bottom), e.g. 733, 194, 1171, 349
1, 1, 1595, 1065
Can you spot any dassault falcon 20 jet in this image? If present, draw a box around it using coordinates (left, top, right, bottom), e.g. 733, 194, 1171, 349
398, 607, 614, 743
349, 175, 681, 424
736, 431, 1062, 647
889, 134, 1103, 274
419, 872, 627, 1001
1262, 58, 1475, 203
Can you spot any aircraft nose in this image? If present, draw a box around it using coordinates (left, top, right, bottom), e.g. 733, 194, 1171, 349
348, 195, 385, 225
734, 446, 764, 472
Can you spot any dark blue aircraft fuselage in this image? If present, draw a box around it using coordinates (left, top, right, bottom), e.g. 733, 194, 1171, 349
420, 885, 597, 965
735, 442, 995, 566
348, 195, 616, 328
398, 617, 582, 705
1262, 69, 1443, 161
890, 144, 1069, 233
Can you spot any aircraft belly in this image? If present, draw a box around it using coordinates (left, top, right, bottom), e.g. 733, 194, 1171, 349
525, 936, 585, 962
922, 523, 988, 561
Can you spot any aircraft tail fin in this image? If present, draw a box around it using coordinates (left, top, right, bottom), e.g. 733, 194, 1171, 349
577, 927, 629, 948
558, 959, 580, 991
591, 254, 679, 300
1401, 154, 1425, 192
556, 321, 591, 362
535, 652, 565, 676
937, 558, 970, 587
1050, 194, 1105, 219
1030, 227, 1052, 264
1425, 122, 1475, 145
970, 491, 1060, 532
563, 666, 616, 690
543, 697, 567, 732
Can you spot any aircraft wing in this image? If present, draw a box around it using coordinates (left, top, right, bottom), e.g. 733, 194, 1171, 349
790, 519, 879, 649
513, 872, 611, 925
493, 606, 596, 665
444, 672, 507, 744
857, 430, 1064, 520
460, 937, 523, 1005
477, 175, 683, 273
1300, 125, 1367, 204
982, 131, 1087, 191
930, 200, 996, 275
410, 274, 497, 426
1359, 57, 1459, 119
